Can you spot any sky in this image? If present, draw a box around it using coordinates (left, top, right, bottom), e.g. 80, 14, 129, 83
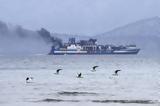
0, 0, 160, 35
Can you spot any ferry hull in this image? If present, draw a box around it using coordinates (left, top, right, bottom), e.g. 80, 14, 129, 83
49, 49, 140, 55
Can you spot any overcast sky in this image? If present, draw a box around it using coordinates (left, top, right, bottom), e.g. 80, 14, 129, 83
0, 0, 160, 35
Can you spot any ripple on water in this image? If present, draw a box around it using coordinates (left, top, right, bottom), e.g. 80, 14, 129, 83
92, 99, 157, 104
35, 98, 158, 104
37, 98, 80, 102
57, 91, 98, 96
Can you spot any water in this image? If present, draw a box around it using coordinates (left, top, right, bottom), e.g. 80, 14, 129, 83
0, 55, 159, 106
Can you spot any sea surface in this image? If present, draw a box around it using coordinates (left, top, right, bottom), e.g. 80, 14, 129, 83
0, 55, 159, 106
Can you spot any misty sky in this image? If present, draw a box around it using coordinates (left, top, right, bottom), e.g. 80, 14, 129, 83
0, 0, 160, 35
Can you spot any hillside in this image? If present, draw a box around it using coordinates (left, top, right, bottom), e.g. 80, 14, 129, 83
94, 17, 160, 55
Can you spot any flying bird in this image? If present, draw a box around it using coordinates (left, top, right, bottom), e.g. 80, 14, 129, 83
113, 70, 121, 76
55, 69, 62, 74
77, 73, 82, 78
91, 66, 99, 72
26, 77, 34, 83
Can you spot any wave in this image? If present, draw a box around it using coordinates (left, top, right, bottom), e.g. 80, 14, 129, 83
37, 98, 79, 102
92, 99, 157, 104
36, 98, 158, 104
57, 91, 98, 96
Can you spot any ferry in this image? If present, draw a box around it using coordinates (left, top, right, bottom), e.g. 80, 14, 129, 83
49, 38, 140, 55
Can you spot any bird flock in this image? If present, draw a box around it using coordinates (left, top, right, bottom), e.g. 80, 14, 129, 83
26, 65, 122, 83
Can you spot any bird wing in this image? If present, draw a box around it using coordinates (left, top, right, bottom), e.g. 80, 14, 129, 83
115, 70, 121, 73
57, 69, 62, 71
93, 66, 98, 70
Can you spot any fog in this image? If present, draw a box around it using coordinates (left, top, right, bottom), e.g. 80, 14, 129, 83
0, 0, 160, 35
